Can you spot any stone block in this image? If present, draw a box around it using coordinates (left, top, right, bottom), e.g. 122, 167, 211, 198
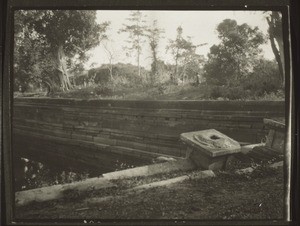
180, 129, 241, 170
263, 118, 286, 153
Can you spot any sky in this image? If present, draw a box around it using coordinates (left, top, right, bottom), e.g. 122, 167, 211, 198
84, 10, 274, 70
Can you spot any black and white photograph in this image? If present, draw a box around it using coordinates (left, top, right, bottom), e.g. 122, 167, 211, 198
1, 1, 297, 224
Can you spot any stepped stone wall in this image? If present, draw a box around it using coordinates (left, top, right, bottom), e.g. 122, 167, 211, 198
13, 98, 285, 170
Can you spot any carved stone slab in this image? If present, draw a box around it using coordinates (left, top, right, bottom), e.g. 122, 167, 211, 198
180, 129, 241, 157
180, 129, 241, 170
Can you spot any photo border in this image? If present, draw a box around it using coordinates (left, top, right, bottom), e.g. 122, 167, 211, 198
2, 0, 299, 225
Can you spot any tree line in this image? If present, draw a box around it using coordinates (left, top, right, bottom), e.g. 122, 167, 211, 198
14, 10, 284, 98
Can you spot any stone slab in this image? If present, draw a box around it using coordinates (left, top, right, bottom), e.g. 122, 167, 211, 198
240, 143, 265, 154
85, 170, 215, 204
103, 158, 196, 180
271, 131, 285, 153
264, 118, 286, 153
15, 177, 115, 207
180, 129, 241, 157
187, 147, 228, 170
263, 118, 285, 131
128, 170, 215, 191
270, 161, 284, 169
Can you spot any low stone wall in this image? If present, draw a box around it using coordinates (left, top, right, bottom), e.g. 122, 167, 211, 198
13, 98, 285, 168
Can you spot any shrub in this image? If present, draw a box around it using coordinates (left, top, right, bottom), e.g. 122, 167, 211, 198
224, 86, 250, 100
94, 85, 113, 96
209, 86, 223, 99
204, 85, 252, 100
242, 59, 282, 96
257, 89, 285, 101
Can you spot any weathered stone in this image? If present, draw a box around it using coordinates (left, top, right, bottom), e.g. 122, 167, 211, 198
13, 98, 284, 166
269, 161, 283, 169
240, 143, 265, 154
181, 129, 241, 157
180, 129, 241, 170
128, 170, 215, 191
263, 118, 286, 153
155, 156, 176, 162
235, 167, 254, 175
85, 170, 215, 205
15, 177, 115, 206
103, 158, 194, 180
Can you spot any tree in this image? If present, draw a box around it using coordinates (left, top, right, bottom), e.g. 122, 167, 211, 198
14, 10, 109, 92
102, 41, 117, 81
14, 19, 55, 93
266, 11, 285, 86
119, 11, 147, 77
146, 20, 164, 83
166, 26, 207, 83
184, 54, 206, 84
166, 26, 191, 83
243, 58, 281, 95
178, 44, 207, 84
203, 19, 265, 86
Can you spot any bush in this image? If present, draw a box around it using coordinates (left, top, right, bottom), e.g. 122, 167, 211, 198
209, 86, 224, 99
203, 85, 252, 100
257, 89, 285, 101
94, 85, 113, 96
242, 59, 282, 96
223, 86, 250, 100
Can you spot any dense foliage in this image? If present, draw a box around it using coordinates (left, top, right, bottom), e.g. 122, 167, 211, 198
202, 19, 283, 99
14, 11, 284, 100
203, 19, 266, 86
14, 10, 109, 92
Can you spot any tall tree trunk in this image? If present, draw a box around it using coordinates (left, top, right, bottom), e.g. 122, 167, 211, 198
276, 36, 285, 85
109, 66, 113, 81
150, 48, 157, 84
269, 33, 284, 84
267, 14, 285, 86
56, 45, 72, 91
137, 48, 141, 77
103, 43, 114, 81
181, 64, 187, 84
272, 12, 285, 86
107, 56, 113, 81
43, 80, 52, 96
108, 62, 113, 81
174, 49, 179, 82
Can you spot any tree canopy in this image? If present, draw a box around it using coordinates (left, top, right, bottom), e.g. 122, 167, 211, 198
119, 11, 147, 77
14, 11, 284, 101
14, 10, 109, 92
203, 19, 266, 86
